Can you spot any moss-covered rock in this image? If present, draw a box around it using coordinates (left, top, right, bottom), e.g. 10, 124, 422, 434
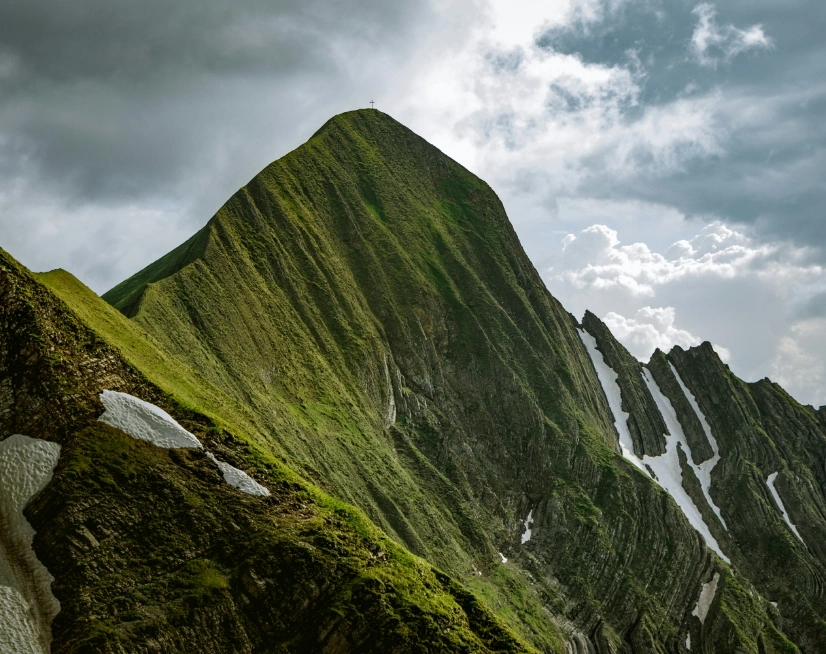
4, 109, 825, 652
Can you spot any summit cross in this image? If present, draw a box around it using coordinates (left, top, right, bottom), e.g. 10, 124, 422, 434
370, 100, 375, 109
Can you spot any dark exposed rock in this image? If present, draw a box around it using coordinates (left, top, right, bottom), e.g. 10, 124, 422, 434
647, 349, 713, 463
582, 311, 667, 457
667, 342, 826, 651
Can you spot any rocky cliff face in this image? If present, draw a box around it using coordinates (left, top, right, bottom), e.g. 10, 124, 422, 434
2, 109, 825, 653
582, 312, 826, 652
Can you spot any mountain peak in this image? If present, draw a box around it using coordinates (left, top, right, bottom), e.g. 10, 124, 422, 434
82, 108, 826, 653
310, 108, 401, 137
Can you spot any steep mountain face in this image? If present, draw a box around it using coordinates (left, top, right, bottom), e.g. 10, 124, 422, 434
580, 311, 826, 651
0, 249, 534, 653
3, 108, 826, 653
93, 109, 826, 652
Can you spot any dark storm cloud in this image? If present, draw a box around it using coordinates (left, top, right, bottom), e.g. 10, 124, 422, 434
0, 0, 422, 202
0, 0, 432, 291
0, 0, 406, 82
534, 0, 826, 254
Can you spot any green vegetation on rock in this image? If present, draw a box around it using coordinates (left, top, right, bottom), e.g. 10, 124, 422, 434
4, 108, 826, 652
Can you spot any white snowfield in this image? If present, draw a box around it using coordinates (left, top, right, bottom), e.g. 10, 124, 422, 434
641, 371, 730, 563
692, 572, 720, 624
206, 452, 270, 497
520, 509, 534, 545
98, 390, 203, 449
577, 330, 646, 472
766, 472, 805, 544
579, 330, 730, 563
98, 391, 269, 497
0, 435, 62, 654
669, 363, 728, 531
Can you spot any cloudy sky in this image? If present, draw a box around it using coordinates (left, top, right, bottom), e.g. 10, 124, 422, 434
1, 0, 824, 405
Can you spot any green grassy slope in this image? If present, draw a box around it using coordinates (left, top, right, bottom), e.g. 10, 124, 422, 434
37, 268, 251, 432
94, 109, 792, 650
3, 246, 538, 654
103, 224, 211, 317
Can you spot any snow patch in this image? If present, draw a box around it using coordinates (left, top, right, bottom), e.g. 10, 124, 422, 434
498, 552, 508, 563
206, 453, 270, 497
669, 363, 728, 530
579, 330, 729, 562
692, 572, 720, 624
685, 633, 691, 650
0, 587, 43, 654
382, 356, 397, 428
99, 391, 271, 498
98, 390, 202, 449
641, 372, 730, 562
521, 510, 534, 544
578, 329, 645, 470
766, 472, 804, 544
0, 435, 62, 654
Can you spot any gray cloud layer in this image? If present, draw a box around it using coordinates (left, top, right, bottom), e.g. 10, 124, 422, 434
0, 0, 435, 289
532, 0, 826, 248
0, 0, 420, 198
0, 0, 824, 403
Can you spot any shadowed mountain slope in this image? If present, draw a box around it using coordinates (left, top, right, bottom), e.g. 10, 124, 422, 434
1, 247, 536, 654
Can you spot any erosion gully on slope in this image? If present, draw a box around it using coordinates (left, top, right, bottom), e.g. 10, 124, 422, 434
578, 328, 730, 563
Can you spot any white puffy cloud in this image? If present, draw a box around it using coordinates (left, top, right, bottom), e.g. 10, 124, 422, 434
770, 319, 826, 407
603, 307, 732, 363
401, 11, 728, 203
545, 221, 826, 405
603, 307, 701, 357
551, 222, 821, 298
690, 3, 773, 68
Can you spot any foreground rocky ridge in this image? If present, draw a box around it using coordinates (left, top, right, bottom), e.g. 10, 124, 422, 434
0, 248, 532, 652
0, 109, 824, 652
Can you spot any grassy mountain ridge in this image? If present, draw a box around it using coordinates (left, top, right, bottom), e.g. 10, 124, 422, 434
3, 107, 821, 653
2, 246, 538, 653
95, 109, 811, 650
103, 224, 211, 318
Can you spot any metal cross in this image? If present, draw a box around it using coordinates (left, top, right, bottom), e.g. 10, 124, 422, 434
370, 100, 375, 109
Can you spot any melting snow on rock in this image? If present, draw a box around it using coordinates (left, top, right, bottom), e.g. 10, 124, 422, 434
579, 330, 729, 563
669, 363, 728, 531
206, 452, 270, 497
98, 390, 203, 449
498, 553, 508, 563
521, 510, 534, 545
577, 330, 646, 472
766, 472, 805, 545
641, 371, 730, 563
692, 572, 720, 624
98, 391, 269, 497
0, 434, 61, 654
